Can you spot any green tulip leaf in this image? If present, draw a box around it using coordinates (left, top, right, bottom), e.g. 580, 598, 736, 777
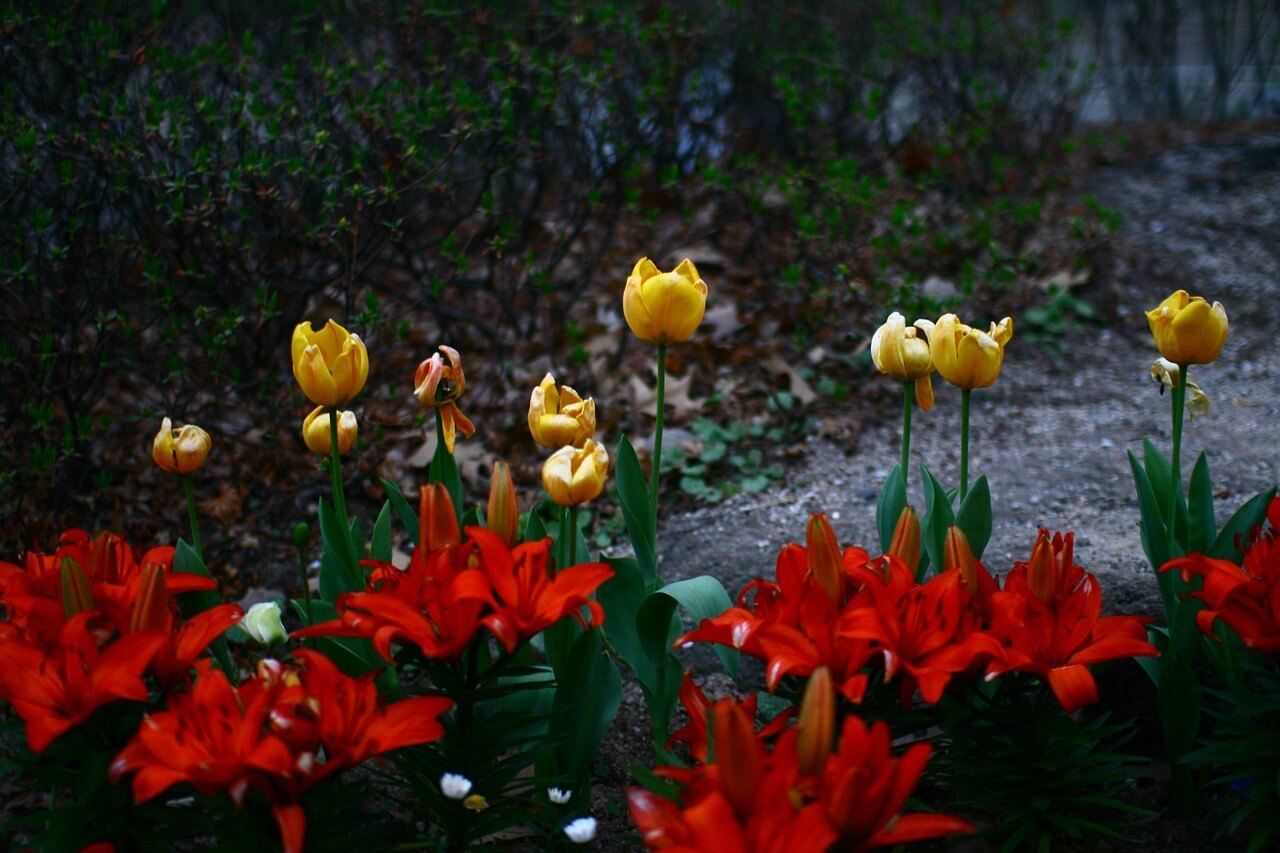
876, 463, 907, 553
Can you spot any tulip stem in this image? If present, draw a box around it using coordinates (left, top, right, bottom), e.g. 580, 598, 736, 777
181, 475, 203, 561
328, 408, 349, 526
1171, 365, 1188, 508
901, 382, 913, 490
297, 548, 313, 627
649, 343, 667, 554
565, 506, 577, 569
959, 389, 971, 501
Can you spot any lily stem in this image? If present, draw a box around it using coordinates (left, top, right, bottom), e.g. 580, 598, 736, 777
181, 474, 203, 561
328, 407, 349, 525
650, 343, 667, 557
901, 382, 913, 491
297, 547, 313, 627
959, 388, 971, 501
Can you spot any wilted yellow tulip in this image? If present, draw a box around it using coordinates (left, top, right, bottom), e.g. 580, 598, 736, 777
929, 314, 1013, 390
623, 257, 708, 344
301, 406, 358, 456
528, 373, 596, 448
1150, 358, 1210, 419
291, 320, 369, 407
152, 417, 212, 474
871, 312, 935, 410
414, 345, 475, 454
1145, 290, 1228, 365
541, 439, 609, 506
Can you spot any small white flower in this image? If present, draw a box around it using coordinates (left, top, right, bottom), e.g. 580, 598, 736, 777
440, 772, 473, 800
548, 787, 572, 804
563, 816, 597, 844
240, 601, 288, 647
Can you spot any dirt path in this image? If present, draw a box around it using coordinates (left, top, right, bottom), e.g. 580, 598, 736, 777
661, 132, 1280, 618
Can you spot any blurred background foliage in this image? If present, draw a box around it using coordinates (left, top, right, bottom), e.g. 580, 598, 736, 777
1, 0, 1276, 565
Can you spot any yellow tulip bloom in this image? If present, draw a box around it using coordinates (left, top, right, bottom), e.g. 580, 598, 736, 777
151, 417, 212, 474
541, 439, 609, 506
301, 406, 358, 456
871, 312, 935, 410
929, 314, 1013, 390
291, 319, 369, 407
1145, 289, 1228, 365
528, 373, 596, 448
623, 257, 708, 344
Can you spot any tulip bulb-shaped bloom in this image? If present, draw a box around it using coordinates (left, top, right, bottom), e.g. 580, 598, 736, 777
302, 407, 357, 455
806, 514, 843, 603
241, 602, 288, 647
528, 373, 596, 448
797, 666, 836, 775
152, 417, 212, 474
623, 258, 708, 344
487, 461, 520, 546
1145, 289, 1228, 365
542, 439, 609, 506
871, 312, 935, 410
414, 345, 475, 454
929, 314, 1013, 390
291, 319, 369, 406
888, 507, 922, 570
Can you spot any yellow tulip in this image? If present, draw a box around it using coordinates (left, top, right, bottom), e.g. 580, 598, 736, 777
929, 314, 1013, 390
301, 406, 358, 456
291, 319, 369, 406
152, 417, 212, 474
541, 439, 609, 506
528, 373, 596, 448
622, 257, 708, 344
871, 312, 935, 410
1145, 289, 1228, 365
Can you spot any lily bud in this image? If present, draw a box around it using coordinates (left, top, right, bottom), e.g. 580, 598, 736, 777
1026, 530, 1057, 602
487, 460, 520, 546
528, 373, 596, 448
419, 482, 461, 551
541, 439, 609, 506
871, 313, 935, 410
711, 701, 762, 816
887, 507, 922, 570
806, 514, 843, 603
130, 561, 170, 633
291, 319, 369, 406
929, 314, 1013, 390
60, 557, 94, 617
943, 526, 978, 595
152, 417, 212, 474
796, 666, 836, 776
1145, 289, 1229, 365
623, 257, 708, 344
301, 406, 358, 456
241, 602, 288, 647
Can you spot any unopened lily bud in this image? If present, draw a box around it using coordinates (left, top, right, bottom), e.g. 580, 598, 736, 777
943, 526, 978, 595
419, 482, 461, 551
711, 700, 761, 816
1026, 531, 1057, 602
528, 373, 596, 448
888, 507, 922, 570
241, 601, 288, 647
60, 557, 94, 617
1145, 289, 1229, 365
152, 417, 212, 474
542, 439, 609, 506
487, 460, 520, 546
291, 522, 311, 551
301, 406, 358, 456
806, 514, 843, 603
130, 561, 170, 633
797, 666, 836, 776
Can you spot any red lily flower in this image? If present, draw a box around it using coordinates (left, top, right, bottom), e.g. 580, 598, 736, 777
0, 613, 166, 752
466, 526, 613, 653
667, 671, 794, 762
1162, 496, 1280, 654
987, 529, 1157, 712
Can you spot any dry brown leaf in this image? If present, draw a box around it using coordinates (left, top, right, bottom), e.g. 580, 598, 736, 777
763, 355, 817, 405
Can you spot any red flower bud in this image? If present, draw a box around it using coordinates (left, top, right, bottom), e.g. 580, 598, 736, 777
486, 461, 520, 547
59, 557, 94, 617
806, 514, 843, 603
418, 482, 461, 551
797, 666, 836, 776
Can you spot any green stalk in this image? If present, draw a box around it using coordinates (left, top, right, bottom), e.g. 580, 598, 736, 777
649, 343, 667, 553
328, 407, 349, 525
181, 474, 203, 560
901, 382, 913, 489
566, 508, 577, 569
1170, 365, 1188, 522
959, 388, 972, 501
297, 548, 313, 627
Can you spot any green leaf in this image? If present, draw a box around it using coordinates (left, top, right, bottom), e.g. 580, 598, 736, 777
318, 497, 361, 601
381, 477, 418, 543
955, 475, 992, 558
289, 599, 381, 677
1209, 487, 1277, 563
173, 540, 233, 675
876, 464, 907, 553
614, 436, 656, 585
597, 557, 649, 680
646, 576, 739, 680
370, 502, 392, 562
920, 465, 954, 576
1186, 453, 1216, 554
1142, 439, 1173, 521
521, 509, 548, 543
546, 630, 622, 789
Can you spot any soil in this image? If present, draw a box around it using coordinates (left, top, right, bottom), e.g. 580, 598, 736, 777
589, 132, 1280, 848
